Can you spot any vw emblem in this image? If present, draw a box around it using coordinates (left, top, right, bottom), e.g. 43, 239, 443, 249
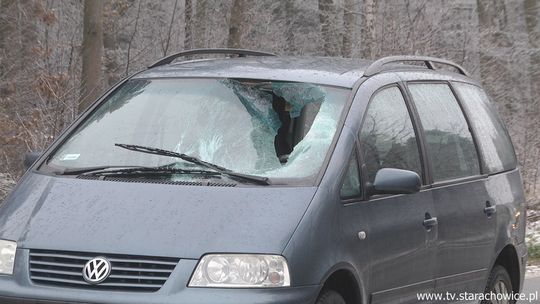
82, 257, 111, 284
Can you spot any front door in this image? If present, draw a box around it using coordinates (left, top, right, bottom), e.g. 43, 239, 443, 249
358, 85, 437, 303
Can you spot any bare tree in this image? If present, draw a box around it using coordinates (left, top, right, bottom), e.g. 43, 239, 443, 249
0, 1, 15, 51
126, 0, 143, 76
523, 0, 540, 206
162, 0, 179, 56
103, 0, 122, 86
360, 0, 377, 59
194, 0, 208, 48
228, 0, 245, 48
0, 0, 15, 77
185, 0, 193, 49
284, 0, 296, 55
79, 0, 104, 113
318, 0, 337, 56
342, 0, 356, 57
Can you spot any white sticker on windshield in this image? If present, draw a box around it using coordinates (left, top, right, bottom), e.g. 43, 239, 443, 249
61, 153, 80, 161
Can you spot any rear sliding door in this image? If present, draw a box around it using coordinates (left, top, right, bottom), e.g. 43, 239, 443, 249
407, 82, 495, 297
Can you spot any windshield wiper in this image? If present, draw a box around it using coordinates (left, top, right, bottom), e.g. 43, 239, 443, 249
53, 162, 220, 177
54, 165, 134, 175
114, 143, 271, 185
80, 166, 222, 178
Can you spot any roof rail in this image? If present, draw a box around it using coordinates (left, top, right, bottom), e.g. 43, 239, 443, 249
363, 55, 470, 77
148, 48, 277, 68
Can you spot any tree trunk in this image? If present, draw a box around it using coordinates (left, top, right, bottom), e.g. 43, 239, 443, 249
318, 0, 337, 56
342, 0, 356, 57
284, 0, 296, 55
0, 0, 15, 76
125, 0, 143, 76
185, 0, 193, 49
0, 0, 15, 52
227, 0, 245, 48
162, 0, 179, 56
524, 0, 540, 206
103, 0, 120, 86
79, 0, 103, 113
360, 0, 377, 59
194, 0, 207, 48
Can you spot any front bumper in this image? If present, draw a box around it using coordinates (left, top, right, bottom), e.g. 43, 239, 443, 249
0, 249, 319, 304
0, 297, 87, 303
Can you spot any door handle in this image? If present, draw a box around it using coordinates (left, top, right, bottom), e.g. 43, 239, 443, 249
423, 213, 438, 230
484, 201, 496, 217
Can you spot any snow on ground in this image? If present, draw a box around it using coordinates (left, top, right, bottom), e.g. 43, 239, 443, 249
527, 210, 540, 278
528, 210, 540, 246
527, 265, 540, 278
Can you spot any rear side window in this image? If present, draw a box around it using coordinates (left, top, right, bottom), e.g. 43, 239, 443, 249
453, 83, 517, 173
408, 83, 480, 182
360, 87, 422, 183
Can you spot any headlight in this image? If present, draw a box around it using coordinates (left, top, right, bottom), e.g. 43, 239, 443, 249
0, 240, 16, 275
189, 254, 290, 288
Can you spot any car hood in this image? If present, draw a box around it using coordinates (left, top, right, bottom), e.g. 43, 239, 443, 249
0, 172, 316, 259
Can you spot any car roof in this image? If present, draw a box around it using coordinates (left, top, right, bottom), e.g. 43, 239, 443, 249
134, 55, 475, 88
135, 56, 371, 88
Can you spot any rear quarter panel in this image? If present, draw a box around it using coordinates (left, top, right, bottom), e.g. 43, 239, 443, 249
487, 169, 527, 277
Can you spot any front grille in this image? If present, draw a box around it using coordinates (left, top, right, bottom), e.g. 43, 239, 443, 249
29, 249, 179, 292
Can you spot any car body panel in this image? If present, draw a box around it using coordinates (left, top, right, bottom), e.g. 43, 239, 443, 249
489, 169, 527, 291
431, 178, 494, 295
0, 172, 317, 259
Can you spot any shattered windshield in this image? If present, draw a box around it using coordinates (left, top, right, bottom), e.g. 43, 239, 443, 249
45, 78, 350, 185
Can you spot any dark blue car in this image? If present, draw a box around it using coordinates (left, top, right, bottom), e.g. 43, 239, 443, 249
0, 50, 527, 304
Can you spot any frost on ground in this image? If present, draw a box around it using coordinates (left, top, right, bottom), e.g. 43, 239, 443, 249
0, 173, 16, 204
527, 210, 540, 277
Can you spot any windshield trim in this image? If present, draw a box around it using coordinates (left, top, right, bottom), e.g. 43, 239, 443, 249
36, 76, 354, 187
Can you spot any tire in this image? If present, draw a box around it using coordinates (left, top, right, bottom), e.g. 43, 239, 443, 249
481, 265, 515, 304
316, 289, 346, 304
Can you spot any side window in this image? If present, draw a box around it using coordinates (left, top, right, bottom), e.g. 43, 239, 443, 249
340, 150, 361, 198
408, 83, 480, 182
359, 87, 422, 183
453, 83, 517, 173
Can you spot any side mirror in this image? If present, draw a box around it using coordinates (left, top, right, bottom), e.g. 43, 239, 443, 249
23, 152, 42, 170
371, 168, 421, 196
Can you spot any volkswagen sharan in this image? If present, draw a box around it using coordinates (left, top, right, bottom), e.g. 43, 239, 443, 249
0, 49, 527, 304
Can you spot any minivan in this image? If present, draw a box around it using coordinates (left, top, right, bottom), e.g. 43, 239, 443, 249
0, 49, 527, 304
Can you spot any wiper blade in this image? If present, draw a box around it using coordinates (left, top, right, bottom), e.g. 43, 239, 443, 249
114, 143, 270, 185
81, 166, 221, 177
55, 165, 134, 175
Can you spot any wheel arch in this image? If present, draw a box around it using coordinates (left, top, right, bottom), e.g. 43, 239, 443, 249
318, 263, 366, 304
490, 244, 521, 294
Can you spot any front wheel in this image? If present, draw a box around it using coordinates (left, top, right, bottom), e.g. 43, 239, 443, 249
481, 265, 515, 304
316, 289, 346, 304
